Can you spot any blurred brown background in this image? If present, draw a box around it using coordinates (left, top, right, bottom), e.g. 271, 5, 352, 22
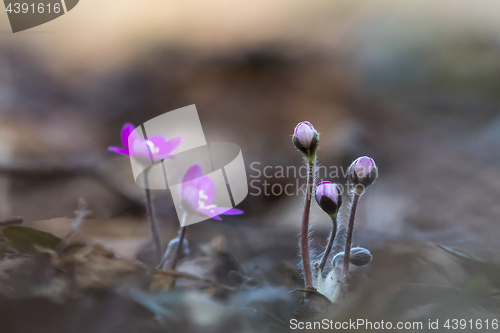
0, 0, 500, 263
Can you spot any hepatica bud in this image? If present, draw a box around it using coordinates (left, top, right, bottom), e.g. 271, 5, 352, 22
349, 247, 373, 266
315, 181, 342, 217
332, 247, 372, 267
295, 121, 314, 147
292, 121, 319, 160
348, 156, 378, 191
332, 252, 344, 267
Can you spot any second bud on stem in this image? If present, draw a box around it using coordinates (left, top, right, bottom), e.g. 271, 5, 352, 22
316, 181, 343, 272
316, 182, 342, 218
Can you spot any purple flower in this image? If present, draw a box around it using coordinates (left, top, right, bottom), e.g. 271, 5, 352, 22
348, 156, 378, 188
181, 164, 243, 221
108, 123, 182, 159
315, 181, 342, 216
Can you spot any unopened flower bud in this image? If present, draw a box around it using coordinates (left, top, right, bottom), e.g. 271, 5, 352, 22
332, 247, 372, 267
292, 121, 319, 161
348, 156, 378, 193
332, 252, 344, 267
349, 247, 372, 266
315, 182, 342, 217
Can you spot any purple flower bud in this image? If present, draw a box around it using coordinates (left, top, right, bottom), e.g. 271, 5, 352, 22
348, 156, 378, 190
295, 122, 314, 147
315, 181, 342, 217
353, 156, 376, 178
292, 121, 319, 159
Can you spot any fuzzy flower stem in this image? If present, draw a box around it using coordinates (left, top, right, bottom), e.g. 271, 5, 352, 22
343, 192, 360, 277
144, 170, 162, 266
169, 214, 187, 271
318, 215, 337, 272
301, 159, 315, 289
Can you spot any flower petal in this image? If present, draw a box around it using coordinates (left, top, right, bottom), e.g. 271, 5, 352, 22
210, 207, 243, 216
148, 136, 182, 159
197, 209, 223, 221
131, 139, 152, 159
197, 207, 243, 221
220, 208, 244, 215
193, 176, 216, 205
121, 123, 139, 149
181, 185, 199, 212
108, 146, 130, 156
182, 164, 203, 183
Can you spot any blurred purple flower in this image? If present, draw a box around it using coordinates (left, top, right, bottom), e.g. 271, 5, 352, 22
108, 123, 182, 159
181, 164, 243, 221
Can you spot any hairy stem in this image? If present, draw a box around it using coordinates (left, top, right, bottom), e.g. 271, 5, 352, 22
169, 213, 187, 271
343, 192, 360, 277
144, 170, 162, 266
318, 215, 337, 272
301, 159, 315, 289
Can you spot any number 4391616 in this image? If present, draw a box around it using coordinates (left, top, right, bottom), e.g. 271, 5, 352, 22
6, 3, 61, 14
444, 319, 498, 330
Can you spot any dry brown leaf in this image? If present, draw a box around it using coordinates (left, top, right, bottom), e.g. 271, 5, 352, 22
68, 244, 137, 290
